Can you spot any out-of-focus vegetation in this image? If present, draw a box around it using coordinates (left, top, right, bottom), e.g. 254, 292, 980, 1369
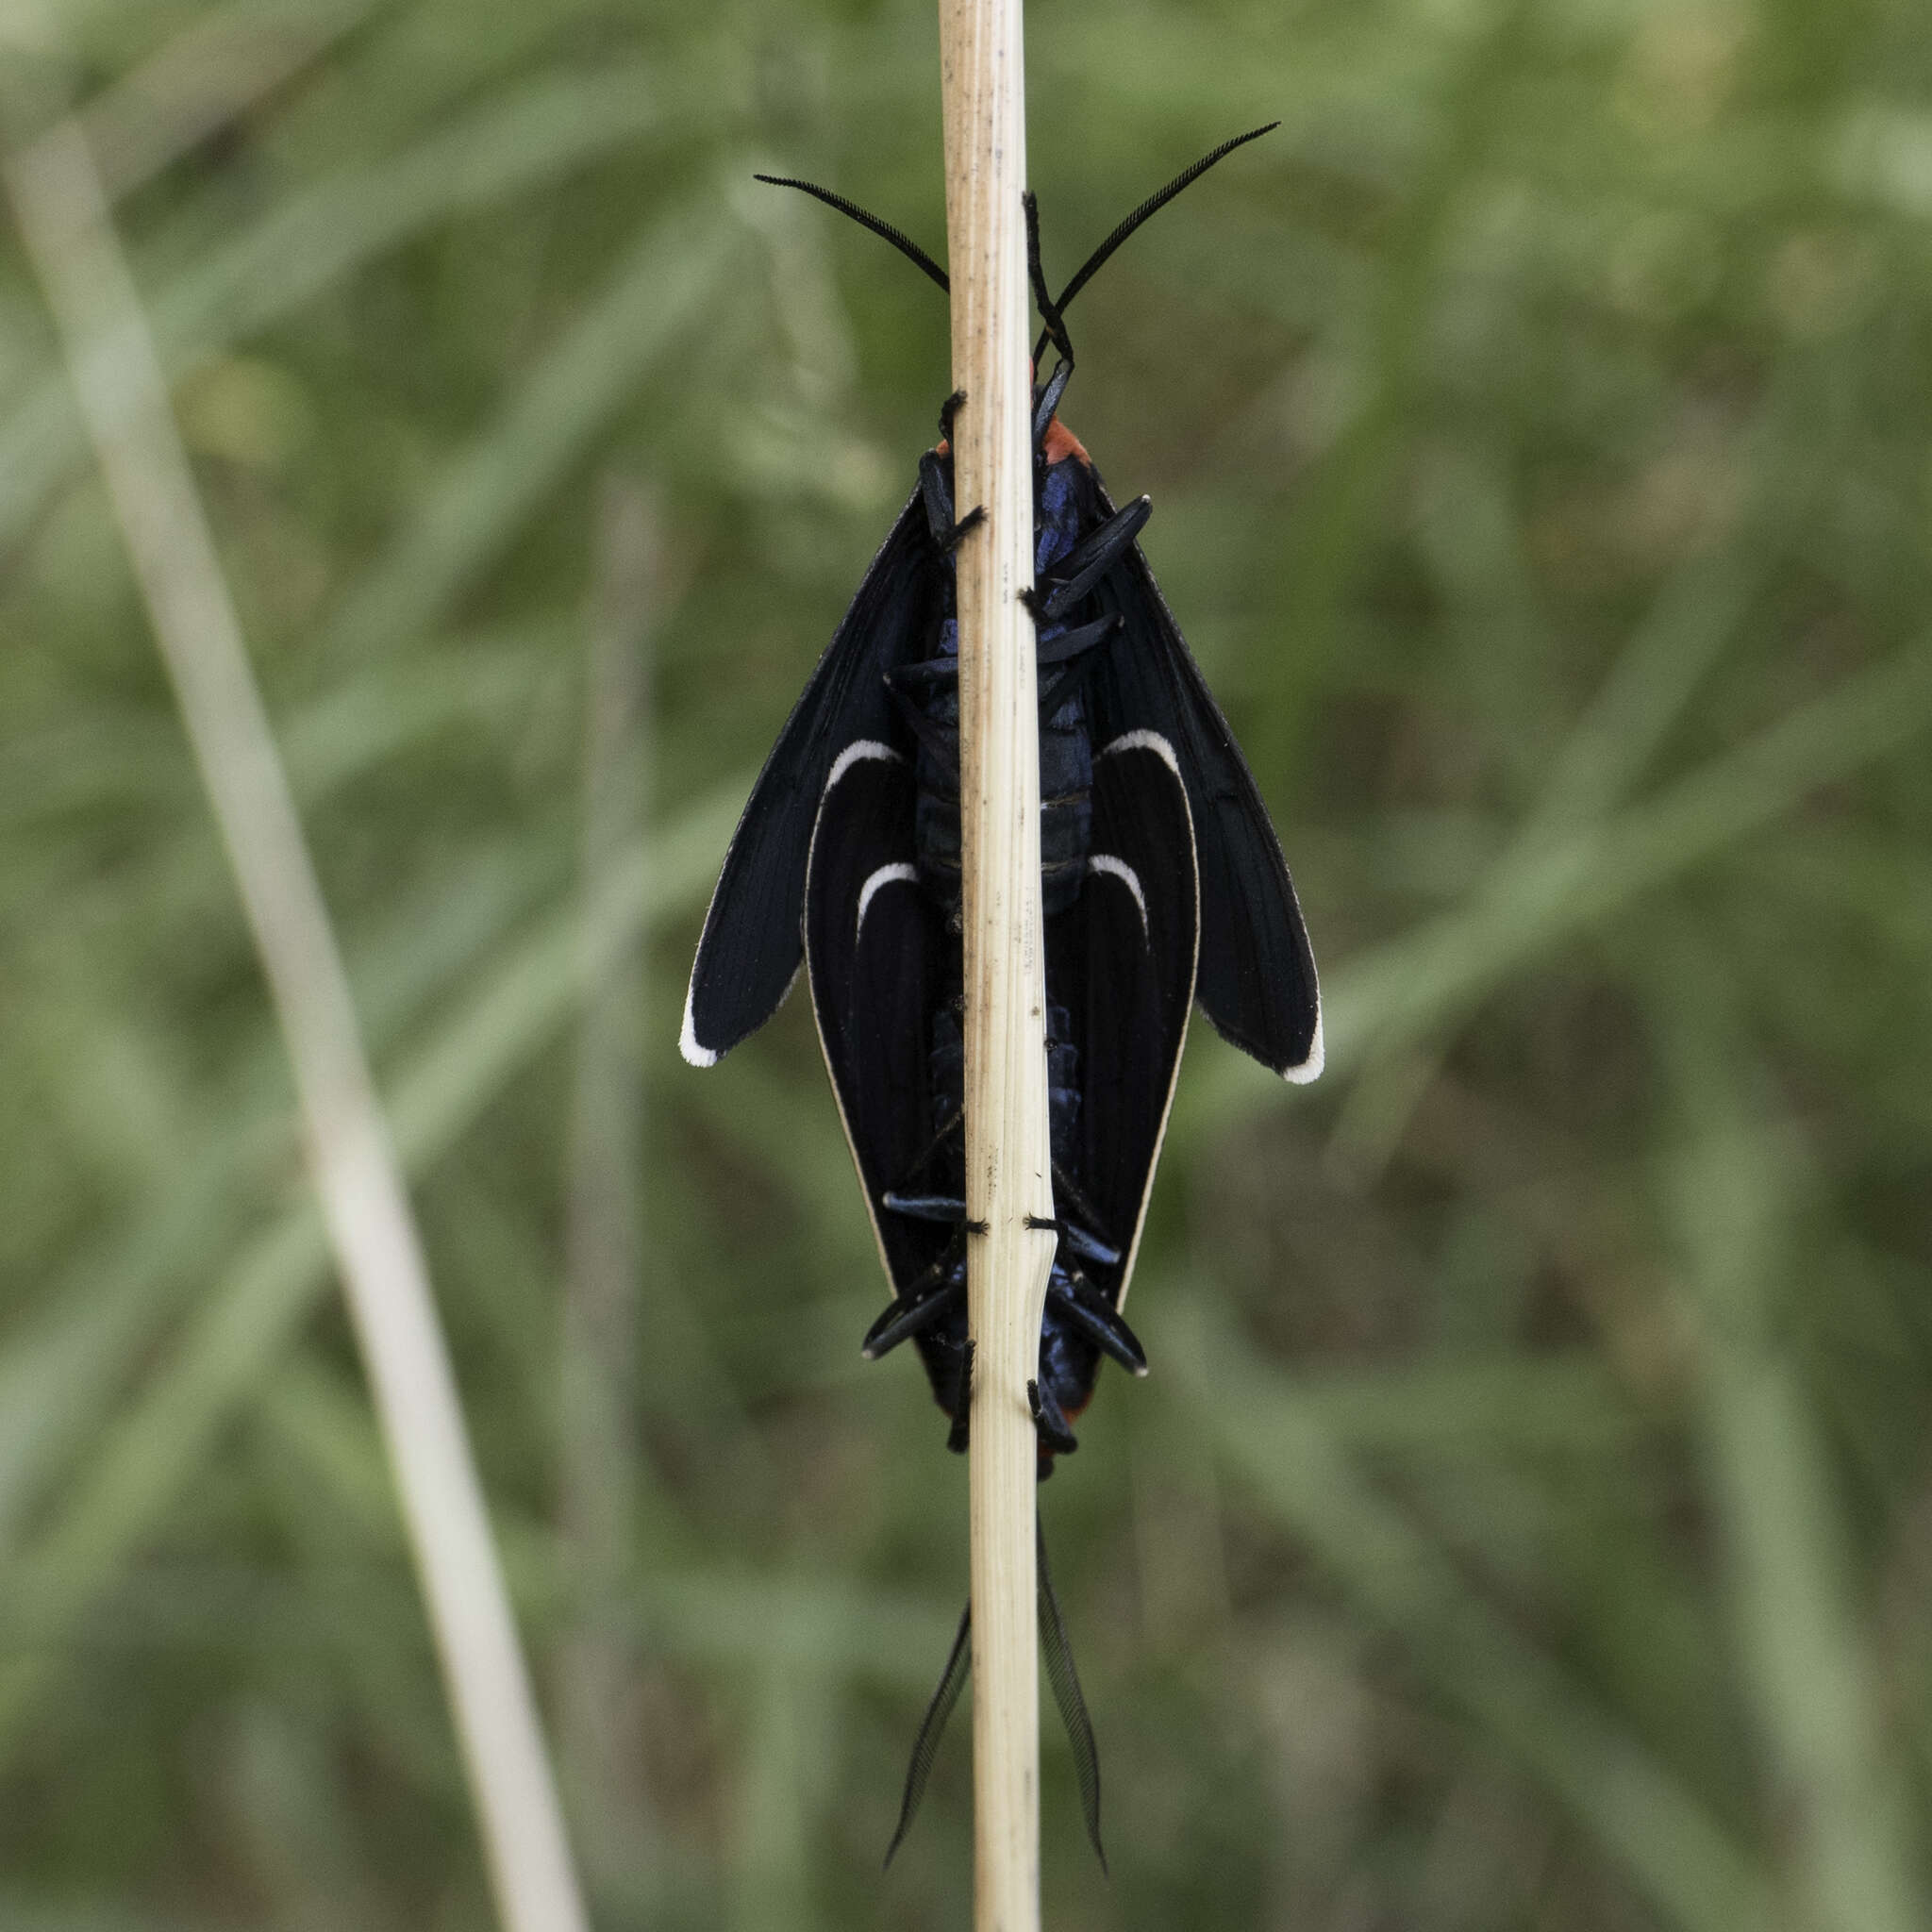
2, 0, 1930, 1925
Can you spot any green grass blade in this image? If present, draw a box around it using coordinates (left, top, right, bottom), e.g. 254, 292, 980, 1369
1163, 1300, 1778, 1932
0, 63, 680, 545
0, 775, 743, 1760
1654, 977, 1924, 1932
1185, 630, 1932, 1131
315, 201, 738, 662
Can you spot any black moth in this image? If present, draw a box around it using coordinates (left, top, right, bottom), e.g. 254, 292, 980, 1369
681, 126, 1320, 1866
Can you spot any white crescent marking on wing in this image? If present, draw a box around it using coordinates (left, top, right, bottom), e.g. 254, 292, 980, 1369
1098, 728, 1182, 777
1101, 726, 1324, 1086
856, 862, 919, 942
825, 738, 903, 791
685, 747, 900, 1067
1087, 854, 1148, 943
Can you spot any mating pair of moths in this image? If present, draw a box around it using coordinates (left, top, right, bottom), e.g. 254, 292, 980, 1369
681, 128, 1320, 1857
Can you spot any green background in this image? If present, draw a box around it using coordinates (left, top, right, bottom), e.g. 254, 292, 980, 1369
3, 0, 1930, 1925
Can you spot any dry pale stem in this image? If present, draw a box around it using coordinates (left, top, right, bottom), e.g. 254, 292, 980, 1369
6, 116, 589, 1932
937, 1, 1055, 1927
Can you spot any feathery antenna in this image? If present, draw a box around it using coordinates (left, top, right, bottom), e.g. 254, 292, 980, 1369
1054, 122, 1279, 317
752, 174, 950, 293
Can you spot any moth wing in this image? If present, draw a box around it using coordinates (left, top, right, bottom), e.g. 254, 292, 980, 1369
1085, 480, 1321, 1082
1048, 732, 1198, 1314
803, 744, 953, 1299
683, 488, 938, 1066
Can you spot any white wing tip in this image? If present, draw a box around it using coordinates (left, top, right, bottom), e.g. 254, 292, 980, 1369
1280, 1008, 1324, 1085
680, 983, 719, 1068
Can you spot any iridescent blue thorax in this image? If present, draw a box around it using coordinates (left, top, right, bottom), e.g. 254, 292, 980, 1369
924, 457, 1085, 657
1036, 457, 1084, 575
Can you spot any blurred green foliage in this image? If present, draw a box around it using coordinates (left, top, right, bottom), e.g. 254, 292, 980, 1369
2, 0, 1930, 1926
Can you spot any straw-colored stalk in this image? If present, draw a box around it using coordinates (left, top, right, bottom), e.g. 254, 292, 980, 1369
6, 116, 589, 1932
937, 2, 1057, 1926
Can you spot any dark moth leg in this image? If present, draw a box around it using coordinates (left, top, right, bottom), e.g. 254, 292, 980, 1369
918, 450, 983, 552
1031, 355, 1072, 446
1027, 1377, 1079, 1459
1047, 1274, 1148, 1377
1027, 495, 1153, 623
1024, 1211, 1119, 1268
947, 1338, 974, 1455
860, 1270, 963, 1359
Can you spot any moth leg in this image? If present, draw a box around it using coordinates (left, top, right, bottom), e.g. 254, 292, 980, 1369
881, 674, 962, 777
919, 448, 954, 531
1024, 1212, 1120, 1269
947, 1340, 975, 1454
941, 508, 985, 553
861, 1274, 965, 1359
1036, 614, 1120, 670
1027, 1377, 1080, 1457
1038, 617, 1124, 716
919, 450, 983, 553
1027, 496, 1153, 622
1047, 1274, 1148, 1377
888, 652, 961, 690
1031, 356, 1072, 447
892, 1100, 964, 1191
860, 1216, 967, 1357
884, 1189, 968, 1225
1045, 1158, 1117, 1254
882, 1191, 989, 1241
938, 388, 965, 442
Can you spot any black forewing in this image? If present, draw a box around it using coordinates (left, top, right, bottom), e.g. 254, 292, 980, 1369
1078, 469, 1321, 1080
684, 488, 941, 1064
802, 747, 957, 1305
1046, 735, 1198, 1314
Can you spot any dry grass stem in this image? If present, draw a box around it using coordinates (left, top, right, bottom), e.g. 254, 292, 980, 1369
5, 115, 590, 1932
937, 0, 1055, 1924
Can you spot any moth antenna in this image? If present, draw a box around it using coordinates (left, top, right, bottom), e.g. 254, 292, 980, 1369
1024, 190, 1074, 371
884, 1601, 973, 1868
1053, 122, 1279, 317
753, 175, 951, 294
